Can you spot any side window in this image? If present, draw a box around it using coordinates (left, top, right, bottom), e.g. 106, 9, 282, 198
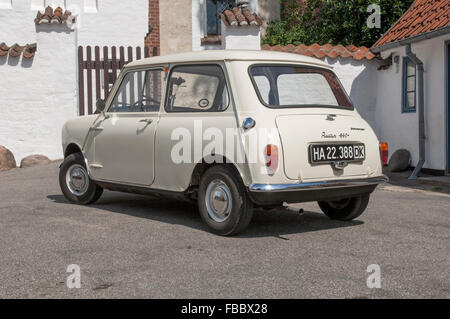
253, 75, 270, 104
109, 69, 163, 113
402, 57, 416, 113
165, 65, 229, 112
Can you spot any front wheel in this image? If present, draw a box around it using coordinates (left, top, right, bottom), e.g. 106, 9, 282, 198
318, 194, 370, 221
59, 153, 103, 205
198, 166, 253, 236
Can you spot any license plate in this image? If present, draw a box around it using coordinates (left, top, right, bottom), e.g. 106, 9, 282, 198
309, 144, 365, 164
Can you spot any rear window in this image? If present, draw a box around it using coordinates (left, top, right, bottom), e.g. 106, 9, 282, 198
250, 65, 352, 108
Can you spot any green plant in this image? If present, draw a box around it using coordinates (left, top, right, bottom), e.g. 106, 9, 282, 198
263, 0, 415, 47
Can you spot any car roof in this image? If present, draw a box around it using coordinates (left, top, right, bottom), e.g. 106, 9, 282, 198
126, 50, 332, 69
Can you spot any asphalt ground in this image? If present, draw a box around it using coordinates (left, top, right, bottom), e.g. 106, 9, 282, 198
0, 162, 448, 298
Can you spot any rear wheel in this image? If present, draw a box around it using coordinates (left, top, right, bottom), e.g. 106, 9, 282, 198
318, 194, 370, 221
59, 153, 103, 205
198, 166, 253, 236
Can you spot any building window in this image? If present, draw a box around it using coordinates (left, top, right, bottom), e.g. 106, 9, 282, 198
402, 57, 416, 113
206, 0, 236, 35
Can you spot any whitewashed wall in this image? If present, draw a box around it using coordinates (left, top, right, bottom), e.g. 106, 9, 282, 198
0, 0, 147, 164
221, 23, 261, 50
0, 25, 77, 163
192, 0, 258, 51
324, 57, 379, 130
375, 34, 450, 171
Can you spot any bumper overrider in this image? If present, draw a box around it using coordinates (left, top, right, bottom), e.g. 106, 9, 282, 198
248, 176, 389, 206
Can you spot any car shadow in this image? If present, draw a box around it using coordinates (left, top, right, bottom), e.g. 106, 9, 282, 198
47, 191, 364, 238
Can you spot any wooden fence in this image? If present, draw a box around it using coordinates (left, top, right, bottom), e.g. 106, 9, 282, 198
77, 46, 156, 115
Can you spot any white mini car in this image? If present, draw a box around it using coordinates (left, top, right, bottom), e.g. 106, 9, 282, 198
60, 50, 387, 235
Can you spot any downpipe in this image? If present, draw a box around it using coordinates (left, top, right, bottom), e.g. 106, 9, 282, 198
406, 44, 425, 180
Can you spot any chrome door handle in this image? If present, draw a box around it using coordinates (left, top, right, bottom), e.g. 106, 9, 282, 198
139, 119, 153, 124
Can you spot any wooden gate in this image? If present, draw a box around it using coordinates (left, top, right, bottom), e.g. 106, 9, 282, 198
77, 46, 156, 115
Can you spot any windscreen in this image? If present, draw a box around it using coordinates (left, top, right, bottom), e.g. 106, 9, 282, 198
250, 65, 352, 108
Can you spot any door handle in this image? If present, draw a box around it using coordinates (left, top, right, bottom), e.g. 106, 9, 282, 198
139, 119, 153, 124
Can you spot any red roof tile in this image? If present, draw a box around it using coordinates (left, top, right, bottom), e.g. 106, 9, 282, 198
221, 5, 262, 27
262, 43, 376, 61
0, 42, 37, 59
374, 0, 450, 48
35, 6, 74, 25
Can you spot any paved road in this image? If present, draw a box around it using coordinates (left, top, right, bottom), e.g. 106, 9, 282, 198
0, 162, 449, 298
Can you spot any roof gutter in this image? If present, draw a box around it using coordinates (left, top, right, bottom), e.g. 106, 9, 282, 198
405, 44, 425, 180
372, 26, 450, 53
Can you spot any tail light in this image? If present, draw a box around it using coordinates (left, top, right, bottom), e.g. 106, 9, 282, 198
265, 144, 279, 175
380, 142, 388, 166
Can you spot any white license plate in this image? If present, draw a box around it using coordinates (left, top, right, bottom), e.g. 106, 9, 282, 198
309, 144, 365, 164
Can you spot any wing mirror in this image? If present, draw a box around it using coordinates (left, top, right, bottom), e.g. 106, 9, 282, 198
96, 99, 106, 113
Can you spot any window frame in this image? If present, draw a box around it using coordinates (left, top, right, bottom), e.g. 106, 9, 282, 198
206, 0, 236, 36
402, 56, 417, 113
163, 63, 230, 113
105, 67, 165, 114
248, 63, 354, 110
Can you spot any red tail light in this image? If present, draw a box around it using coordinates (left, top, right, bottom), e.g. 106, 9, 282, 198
380, 142, 388, 165
265, 144, 279, 175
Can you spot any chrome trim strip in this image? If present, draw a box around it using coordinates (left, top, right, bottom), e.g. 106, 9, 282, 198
249, 176, 389, 193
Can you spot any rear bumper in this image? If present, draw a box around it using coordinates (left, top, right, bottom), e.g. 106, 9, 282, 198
248, 176, 388, 206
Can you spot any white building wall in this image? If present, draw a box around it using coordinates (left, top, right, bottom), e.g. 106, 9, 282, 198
192, 0, 258, 51
73, 0, 147, 47
221, 24, 261, 50
0, 0, 147, 164
375, 34, 450, 171
0, 25, 77, 163
324, 57, 379, 130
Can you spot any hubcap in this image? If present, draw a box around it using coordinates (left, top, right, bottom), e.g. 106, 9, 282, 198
66, 164, 89, 196
205, 179, 232, 222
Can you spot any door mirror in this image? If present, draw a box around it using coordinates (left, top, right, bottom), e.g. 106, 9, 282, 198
96, 99, 106, 113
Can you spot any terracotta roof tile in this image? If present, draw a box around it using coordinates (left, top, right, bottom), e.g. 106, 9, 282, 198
327, 49, 339, 58
346, 45, 359, 52
262, 43, 376, 61
374, 0, 450, 48
35, 6, 74, 25
0, 42, 37, 59
221, 5, 262, 27
321, 43, 334, 52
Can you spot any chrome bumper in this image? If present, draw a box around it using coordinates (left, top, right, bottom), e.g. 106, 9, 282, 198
249, 176, 389, 193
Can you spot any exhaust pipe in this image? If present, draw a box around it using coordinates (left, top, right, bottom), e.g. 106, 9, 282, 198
406, 44, 425, 180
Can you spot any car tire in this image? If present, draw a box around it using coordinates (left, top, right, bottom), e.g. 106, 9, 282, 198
318, 194, 370, 221
198, 165, 253, 236
59, 153, 103, 205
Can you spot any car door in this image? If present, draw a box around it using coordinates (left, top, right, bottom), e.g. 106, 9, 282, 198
85, 68, 164, 186
152, 63, 241, 192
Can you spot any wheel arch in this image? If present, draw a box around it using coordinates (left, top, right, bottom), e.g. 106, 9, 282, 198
189, 155, 250, 187
64, 143, 83, 158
